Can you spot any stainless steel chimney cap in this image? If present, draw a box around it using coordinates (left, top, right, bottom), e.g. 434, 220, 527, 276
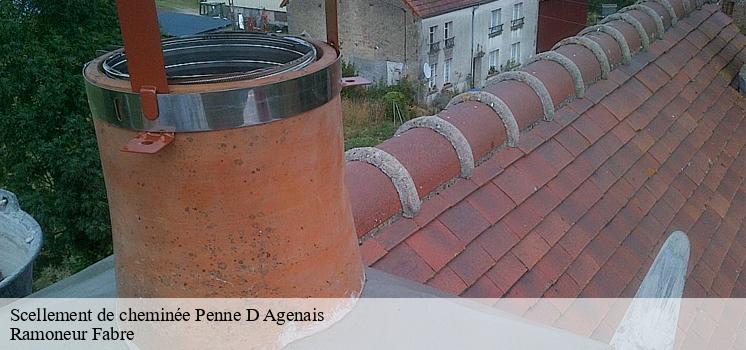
102, 32, 317, 84
84, 33, 341, 132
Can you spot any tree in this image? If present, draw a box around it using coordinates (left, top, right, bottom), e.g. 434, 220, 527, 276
0, 0, 122, 288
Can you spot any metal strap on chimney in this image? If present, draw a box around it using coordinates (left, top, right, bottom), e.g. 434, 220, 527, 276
651, 0, 678, 25
602, 13, 651, 50
552, 36, 611, 79
345, 147, 421, 218
446, 91, 520, 147
84, 58, 342, 132
487, 71, 555, 121
115, 0, 169, 94
396, 116, 475, 179
581, 25, 632, 64
526, 52, 585, 98
622, 5, 666, 39
324, 0, 340, 48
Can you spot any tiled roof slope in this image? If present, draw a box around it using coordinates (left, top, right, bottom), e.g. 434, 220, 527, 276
401, 0, 484, 18
345, 1, 746, 298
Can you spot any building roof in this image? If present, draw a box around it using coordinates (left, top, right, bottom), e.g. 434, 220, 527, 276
280, 0, 484, 18
347, 1, 746, 298
157, 10, 232, 37
401, 0, 485, 18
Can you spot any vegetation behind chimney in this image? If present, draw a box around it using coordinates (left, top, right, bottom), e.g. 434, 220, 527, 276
0, 0, 121, 290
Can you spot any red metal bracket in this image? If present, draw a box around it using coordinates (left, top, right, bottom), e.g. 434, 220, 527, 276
140, 85, 160, 120
121, 132, 174, 154
115, 0, 169, 94
341, 76, 372, 88
325, 0, 339, 49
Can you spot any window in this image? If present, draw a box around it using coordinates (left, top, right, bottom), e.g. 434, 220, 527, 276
512, 3, 522, 20
444, 58, 452, 83
429, 26, 440, 53
489, 9, 503, 37
511, 42, 521, 62
489, 49, 499, 72
491, 9, 501, 27
444, 21, 455, 48
511, 3, 524, 30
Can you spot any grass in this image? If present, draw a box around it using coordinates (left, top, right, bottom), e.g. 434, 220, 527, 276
156, 0, 199, 12
342, 98, 407, 150
341, 78, 428, 149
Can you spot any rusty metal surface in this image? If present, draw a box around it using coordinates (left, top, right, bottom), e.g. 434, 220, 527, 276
115, 0, 169, 93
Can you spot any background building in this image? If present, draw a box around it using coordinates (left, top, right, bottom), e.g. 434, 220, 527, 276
286, 0, 420, 86
420, 0, 539, 95
159, 10, 232, 36
536, 0, 588, 52
201, 0, 288, 32
285, 0, 539, 101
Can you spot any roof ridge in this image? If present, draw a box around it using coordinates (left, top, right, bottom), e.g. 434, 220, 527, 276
346, 0, 720, 239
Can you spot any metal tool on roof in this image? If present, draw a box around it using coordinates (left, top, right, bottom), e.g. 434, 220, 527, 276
83, 0, 364, 304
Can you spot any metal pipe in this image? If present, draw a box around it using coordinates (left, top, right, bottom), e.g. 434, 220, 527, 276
470, 5, 477, 88
403, 8, 407, 75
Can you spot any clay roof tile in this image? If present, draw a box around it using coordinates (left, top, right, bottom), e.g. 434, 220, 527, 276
345, 2, 746, 298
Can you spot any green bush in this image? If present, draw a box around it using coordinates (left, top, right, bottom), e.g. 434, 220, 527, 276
382, 91, 409, 121
341, 78, 424, 150
500, 59, 520, 72
341, 60, 357, 78
0, 0, 122, 289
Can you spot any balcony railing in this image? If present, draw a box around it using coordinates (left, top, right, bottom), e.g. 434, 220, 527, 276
511, 17, 524, 30
489, 24, 504, 37
445, 37, 455, 49
429, 41, 440, 54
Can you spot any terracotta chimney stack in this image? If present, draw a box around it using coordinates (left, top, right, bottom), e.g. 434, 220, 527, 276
83, 29, 364, 298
